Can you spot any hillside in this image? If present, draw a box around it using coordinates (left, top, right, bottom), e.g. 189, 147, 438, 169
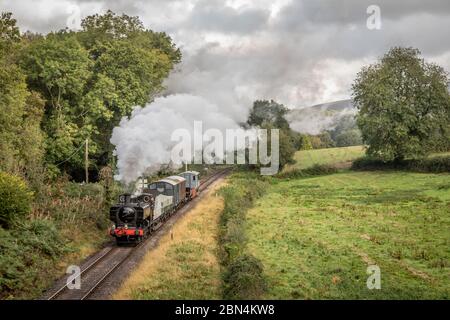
286, 99, 356, 134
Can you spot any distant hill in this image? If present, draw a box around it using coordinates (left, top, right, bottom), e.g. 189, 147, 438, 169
286, 99, 356, 135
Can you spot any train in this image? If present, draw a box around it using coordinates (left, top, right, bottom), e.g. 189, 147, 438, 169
109, 171, 200, 244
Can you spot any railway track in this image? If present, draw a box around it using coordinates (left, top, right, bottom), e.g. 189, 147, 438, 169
44, 167, 231, 300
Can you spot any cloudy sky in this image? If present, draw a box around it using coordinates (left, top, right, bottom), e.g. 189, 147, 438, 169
2, 0, 450, 112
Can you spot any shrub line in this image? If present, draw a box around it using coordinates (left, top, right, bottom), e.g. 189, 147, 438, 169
218, 173, 269, 299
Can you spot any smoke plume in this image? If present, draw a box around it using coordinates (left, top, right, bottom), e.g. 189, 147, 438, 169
110, 94, 243, 183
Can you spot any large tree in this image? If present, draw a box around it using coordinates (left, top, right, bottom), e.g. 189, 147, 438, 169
18, 11, 181, 179
0, 13, 45, 180
352, 47, 450, 161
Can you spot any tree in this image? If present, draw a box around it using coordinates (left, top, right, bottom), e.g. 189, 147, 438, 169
247, 100, 299, 170
328, 114, 363, 147
0, 12, 20, 43
20, 36, 93, 174
335, 130, 362, 147
18, 11, 181, 180
248, 100, 290, 129
0, 62, 29, 173
0, 13, 46, 183
352, 47, 450, 161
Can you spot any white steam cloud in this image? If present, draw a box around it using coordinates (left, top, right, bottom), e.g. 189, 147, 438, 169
110, 94, 243, 183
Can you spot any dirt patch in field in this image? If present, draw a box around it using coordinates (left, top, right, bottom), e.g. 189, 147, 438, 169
113, 180, 227, 299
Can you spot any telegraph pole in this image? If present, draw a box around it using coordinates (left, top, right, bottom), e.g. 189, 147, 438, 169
85, 138, 89, 183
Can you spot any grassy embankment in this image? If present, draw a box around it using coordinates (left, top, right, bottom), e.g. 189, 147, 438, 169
115, 169, 269, 300
0, 181, 113, 299
245, 147, 449, 299
114, 180, 227, 299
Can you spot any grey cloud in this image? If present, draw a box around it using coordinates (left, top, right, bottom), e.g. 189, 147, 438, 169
186, 0, 270, 34
276, 0, 450, 27
1, 0, 449, 114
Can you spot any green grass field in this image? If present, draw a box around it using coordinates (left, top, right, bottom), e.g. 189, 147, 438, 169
285, 146, 365, 171
246, 149, 449, 299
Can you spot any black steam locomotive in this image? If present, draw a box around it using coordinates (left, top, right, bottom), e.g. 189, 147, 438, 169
109, 171, 200, 244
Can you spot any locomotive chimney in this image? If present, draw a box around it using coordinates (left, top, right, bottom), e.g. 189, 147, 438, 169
123, 193, 132, 203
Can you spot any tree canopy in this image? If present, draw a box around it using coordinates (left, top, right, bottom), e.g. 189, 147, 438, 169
352, 47, 450, 161
0, 11, 181, 181
247, 100, 303, 170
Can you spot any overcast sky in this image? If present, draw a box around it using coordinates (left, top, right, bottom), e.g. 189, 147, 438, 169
2, 0, 450, 110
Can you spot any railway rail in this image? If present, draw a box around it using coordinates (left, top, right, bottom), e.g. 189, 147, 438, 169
44, 167, 231, 300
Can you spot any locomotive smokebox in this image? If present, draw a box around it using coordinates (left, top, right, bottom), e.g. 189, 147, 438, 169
119, 193, 132, 204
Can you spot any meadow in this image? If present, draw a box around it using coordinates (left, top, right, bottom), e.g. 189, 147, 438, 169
246, 149, 449, 299
285, 146, 365, 171
113, 147, 449, 300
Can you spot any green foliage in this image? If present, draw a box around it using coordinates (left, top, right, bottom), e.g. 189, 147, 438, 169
0, 219, 68, 299
0, 178, 114, 299
300, 134, 313, 150
219, 173, 268, 299
247, 99, 290, 129
222, 254, 267, 299
0, 62, 28, 173
328, 114, 363, 147
352, 47, 450, 161
0, 12, 20, 54
277, 164, 338, 179
80, 10, 145, 40
33, 181, 108, 229
247, 100, 302, 171
9, 10, 181, 179
309, 131, 335, 149
352, 155, 450, 173
335, 129, 362, 147
0, 12, 19, 40
0, 172, 33, 228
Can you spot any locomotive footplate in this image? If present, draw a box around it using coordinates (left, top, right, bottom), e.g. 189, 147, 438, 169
110, 227, 144, 237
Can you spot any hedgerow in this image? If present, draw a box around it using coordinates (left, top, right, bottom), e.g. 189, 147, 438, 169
276, 164, 338, 179
218, 172, 269, 299
351, 155, 450, 173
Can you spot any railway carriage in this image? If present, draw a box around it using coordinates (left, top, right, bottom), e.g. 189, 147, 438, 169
179, 171, 200, 199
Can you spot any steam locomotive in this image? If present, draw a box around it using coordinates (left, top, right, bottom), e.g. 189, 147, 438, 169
109, 171, 200, 244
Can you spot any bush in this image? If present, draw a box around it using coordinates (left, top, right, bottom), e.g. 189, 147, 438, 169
218, 174, 269, 299
222, 254, 267, 299
219, 178, 268, 262
277, 164, 338, 179
351, 155, 450, 173
0, 219, 68, 299
408, 156, 450, 173
0, 171, 33, 228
